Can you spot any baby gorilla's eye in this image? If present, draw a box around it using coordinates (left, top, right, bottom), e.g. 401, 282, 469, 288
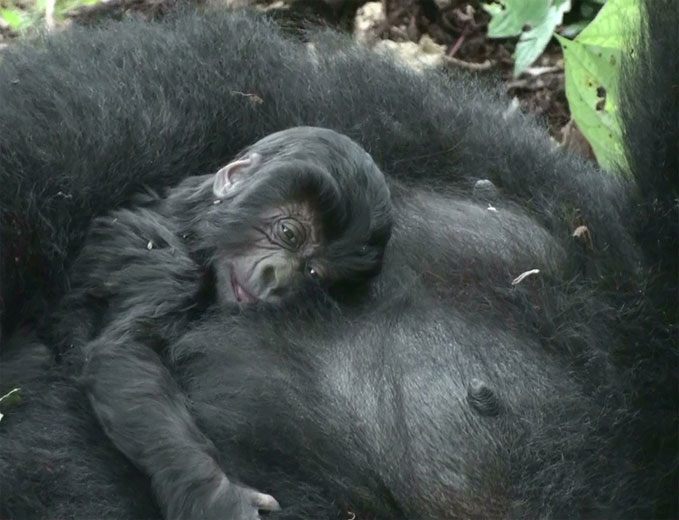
306, 265, 320, 281
281, 223, 296, 244
275, 218, 305, 250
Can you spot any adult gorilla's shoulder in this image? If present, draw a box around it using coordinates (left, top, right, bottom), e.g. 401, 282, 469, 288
0, 0, 677, 519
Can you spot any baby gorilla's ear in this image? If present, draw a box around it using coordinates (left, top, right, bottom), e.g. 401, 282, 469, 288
212, 152, 262, 198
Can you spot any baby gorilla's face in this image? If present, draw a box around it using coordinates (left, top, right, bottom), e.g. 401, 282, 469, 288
206, 126, 393, 307
215, 204, 322, 306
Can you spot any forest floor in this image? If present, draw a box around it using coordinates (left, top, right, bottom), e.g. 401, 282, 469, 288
1, 0, 587, 149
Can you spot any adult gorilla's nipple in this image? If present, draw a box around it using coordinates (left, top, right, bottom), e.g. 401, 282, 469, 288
466, 378, 501, 417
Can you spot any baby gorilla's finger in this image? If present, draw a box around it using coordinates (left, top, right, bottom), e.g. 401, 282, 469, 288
251, 491, 280, 512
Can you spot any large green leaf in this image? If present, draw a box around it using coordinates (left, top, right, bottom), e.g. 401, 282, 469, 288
556, 0, 640, 170
576, 0, 639, 48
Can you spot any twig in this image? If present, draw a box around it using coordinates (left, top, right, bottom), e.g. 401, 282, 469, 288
511, 269, 540, 285
448, 32, 465, 57
443, 55, 493, 71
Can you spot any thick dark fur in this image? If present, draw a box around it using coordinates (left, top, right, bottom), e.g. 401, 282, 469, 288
0, 1, 677, 519
0, 5, 638, 335
45, 125, 392, 520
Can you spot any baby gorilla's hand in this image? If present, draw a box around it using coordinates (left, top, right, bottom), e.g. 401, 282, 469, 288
207, 477, 281, 520
159, 468, 280, 520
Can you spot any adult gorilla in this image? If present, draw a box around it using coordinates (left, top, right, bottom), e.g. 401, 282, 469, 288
0, 1, 676, 519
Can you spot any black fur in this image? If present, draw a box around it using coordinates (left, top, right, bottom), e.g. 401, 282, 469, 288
0, 1, 676, 518
44, 125, 392, 520
0, 6, 637, 334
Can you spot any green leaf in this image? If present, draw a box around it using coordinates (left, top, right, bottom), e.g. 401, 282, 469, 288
560, 21, 589, 39
577, 0, 639, 48
484, 0, 550, 38
484, 0, 572, 76
0, 8, 30, 30
556, 0, 639, 169
514, 0, 571, 76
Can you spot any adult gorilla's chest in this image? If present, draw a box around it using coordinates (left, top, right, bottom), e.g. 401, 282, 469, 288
170, 195, 619, 518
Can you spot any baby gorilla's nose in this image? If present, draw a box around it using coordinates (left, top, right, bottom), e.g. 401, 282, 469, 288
254, 256, 299, 300
260, 265, 276, 286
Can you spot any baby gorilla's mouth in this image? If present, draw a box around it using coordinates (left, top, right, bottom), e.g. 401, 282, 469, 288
230, 270, 258, 304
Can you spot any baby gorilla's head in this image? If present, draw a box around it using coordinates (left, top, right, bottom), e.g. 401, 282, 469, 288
198, 127, 393, 305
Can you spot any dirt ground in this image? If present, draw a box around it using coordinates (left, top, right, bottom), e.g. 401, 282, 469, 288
1, 0, 583, 145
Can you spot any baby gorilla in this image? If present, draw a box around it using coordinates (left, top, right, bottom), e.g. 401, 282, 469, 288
50, 126, 392, 520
